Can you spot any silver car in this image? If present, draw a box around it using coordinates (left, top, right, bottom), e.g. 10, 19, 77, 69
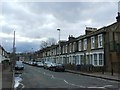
37, 62, 44, 67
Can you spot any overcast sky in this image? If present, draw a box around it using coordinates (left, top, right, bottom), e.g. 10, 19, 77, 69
0, 0, 119, 53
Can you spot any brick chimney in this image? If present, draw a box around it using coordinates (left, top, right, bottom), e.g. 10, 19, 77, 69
116, 1, 120, 22
116, 12, 120, 22
85, 27, 97, 35
68, 35, 76, 41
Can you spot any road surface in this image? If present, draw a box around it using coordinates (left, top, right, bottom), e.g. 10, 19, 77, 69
15, 64, 120, 89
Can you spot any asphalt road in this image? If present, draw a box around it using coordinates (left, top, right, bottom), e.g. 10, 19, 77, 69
17, 64, 120, 89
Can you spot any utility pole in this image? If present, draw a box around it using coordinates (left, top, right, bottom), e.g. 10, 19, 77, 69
57, 29, 60, 64
11, 31, 16, 71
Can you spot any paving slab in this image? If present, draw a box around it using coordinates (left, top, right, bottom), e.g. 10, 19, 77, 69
2, 66, 13, 89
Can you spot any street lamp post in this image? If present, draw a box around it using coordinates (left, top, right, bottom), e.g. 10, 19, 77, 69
31, 48, 33, 61
57, 29, 60, 64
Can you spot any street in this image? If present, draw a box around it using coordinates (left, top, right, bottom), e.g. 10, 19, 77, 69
15, 64, 120, 89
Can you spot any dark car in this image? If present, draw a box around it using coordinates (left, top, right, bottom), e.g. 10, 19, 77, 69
15, 61, 24, 70
49, 63, 65, 72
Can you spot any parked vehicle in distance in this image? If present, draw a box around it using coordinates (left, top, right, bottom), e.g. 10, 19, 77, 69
29, 61, 33, 65
15, 61, 24, 70
32, 61, 37, 66
30, 60, 37, 66
43, 61, 52, 69
49, 63, 65, 72
48, 63, 57, 70
23, 61, 29, 64
36, 62, 44, 67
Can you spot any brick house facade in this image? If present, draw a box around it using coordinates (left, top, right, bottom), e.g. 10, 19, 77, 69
33, 13, 120, 73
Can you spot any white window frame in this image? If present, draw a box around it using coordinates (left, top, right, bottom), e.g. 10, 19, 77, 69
98, 34, 103, 48
91, 36, 95, 49
78, 40, 82, 51
84, 39, 87, 50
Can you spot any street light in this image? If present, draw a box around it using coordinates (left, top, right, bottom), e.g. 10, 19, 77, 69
57, 29, 60, 64
31, 48, 33, 61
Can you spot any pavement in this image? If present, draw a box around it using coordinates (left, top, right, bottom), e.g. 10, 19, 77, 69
66, 69, 120, 82
2, 66, 13, 89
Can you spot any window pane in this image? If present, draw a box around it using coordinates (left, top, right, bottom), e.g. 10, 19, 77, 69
98, 34, 102, 48
90, 55, 93, 65
94, 54, 97, 65
99, 53, 103, 65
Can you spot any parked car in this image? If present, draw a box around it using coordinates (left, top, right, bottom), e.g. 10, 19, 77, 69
15, 61, 24, 70
49, 63, 65, 72
48, 63, 57, 70
44, 61, 52, 69
28, 61, 33, 65
30, 59, 37, 66
36, 62, 44, 67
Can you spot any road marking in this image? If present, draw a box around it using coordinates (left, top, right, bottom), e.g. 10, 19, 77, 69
87, 85, 113, 89
43, 72, 86, 88
51, 75, 55, 79
88, 86, 105, 88
20, 83, 25, 88
63, 80, 69, 84
63, 80, 86, 88
42, 71, 116, 89
103, 85, 113, 88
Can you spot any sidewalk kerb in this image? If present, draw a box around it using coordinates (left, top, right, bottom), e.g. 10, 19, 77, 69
66, 69, 120, 82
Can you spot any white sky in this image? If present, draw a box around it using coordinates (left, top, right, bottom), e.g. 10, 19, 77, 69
0, 0, 119, 52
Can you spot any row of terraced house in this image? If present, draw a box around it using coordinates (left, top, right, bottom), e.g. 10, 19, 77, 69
0, 45, 10, 70
34, 12, 120, 73
0, 45, 10, 63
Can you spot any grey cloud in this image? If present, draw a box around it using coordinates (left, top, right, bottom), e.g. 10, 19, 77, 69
1, 25, 13, 34
1, 1, 118, 52
16, 41, 40, 53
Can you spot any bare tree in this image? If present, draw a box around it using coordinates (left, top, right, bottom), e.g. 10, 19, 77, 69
47, 38, 56, 46
40, 38, 56, 49
40, 41, 48, 49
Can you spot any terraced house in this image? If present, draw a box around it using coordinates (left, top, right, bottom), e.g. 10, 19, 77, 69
36, 11, 120, 73
0, 45, 10, 63
0, 45, 10, 70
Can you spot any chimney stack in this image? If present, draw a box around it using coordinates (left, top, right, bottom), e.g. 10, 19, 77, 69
116, 1, 120, 22
68, 35, 75, 41
85, 27, 97, 35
